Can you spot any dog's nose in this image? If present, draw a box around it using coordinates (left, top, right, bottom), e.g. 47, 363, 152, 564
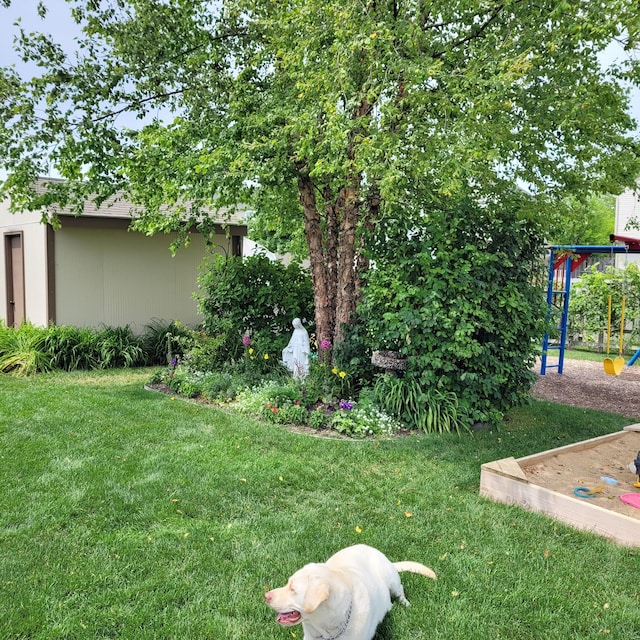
265, 591, 272, 602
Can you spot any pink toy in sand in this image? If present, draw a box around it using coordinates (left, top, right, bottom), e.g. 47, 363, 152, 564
619, 494, 640, 509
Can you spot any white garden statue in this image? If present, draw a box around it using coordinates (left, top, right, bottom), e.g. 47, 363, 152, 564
281, 318, 310, 378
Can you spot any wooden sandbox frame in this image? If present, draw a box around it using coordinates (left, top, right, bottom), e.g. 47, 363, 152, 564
480, 424, 640, 547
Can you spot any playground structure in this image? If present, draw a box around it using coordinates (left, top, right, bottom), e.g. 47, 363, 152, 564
540, 234, 640, 375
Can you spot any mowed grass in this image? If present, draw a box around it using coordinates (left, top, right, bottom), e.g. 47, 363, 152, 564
1, 369, 639, 639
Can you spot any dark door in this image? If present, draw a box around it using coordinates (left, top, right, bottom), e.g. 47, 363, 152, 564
5, 233, 25, 327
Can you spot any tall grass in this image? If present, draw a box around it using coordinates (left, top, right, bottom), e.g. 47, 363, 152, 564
45, 325, 99, 370
1, 369, 639, 639
0, 322, 53, 375
0, 320, 180, 374
374, 374, 465, 433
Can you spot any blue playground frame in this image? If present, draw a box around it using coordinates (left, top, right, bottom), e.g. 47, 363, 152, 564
540, 235, 640, 375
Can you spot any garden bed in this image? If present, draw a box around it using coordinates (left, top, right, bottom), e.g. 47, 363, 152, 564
480, 424, 640, 547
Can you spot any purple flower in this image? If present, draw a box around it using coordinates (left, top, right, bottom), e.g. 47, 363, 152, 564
320, 339, 331, 350
242, 335, 251, 347
171, 356, 178, 367
339, 400, 353, 411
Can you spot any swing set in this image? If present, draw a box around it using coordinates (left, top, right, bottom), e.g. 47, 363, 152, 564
540, 234, 640, 376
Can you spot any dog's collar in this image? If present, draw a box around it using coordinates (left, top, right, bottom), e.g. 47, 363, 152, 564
314, 600, 353, 640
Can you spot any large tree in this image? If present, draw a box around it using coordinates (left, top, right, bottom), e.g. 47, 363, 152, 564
1, 0, 640, 348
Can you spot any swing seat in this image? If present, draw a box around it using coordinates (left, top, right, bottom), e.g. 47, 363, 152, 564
604, 356, 625, 376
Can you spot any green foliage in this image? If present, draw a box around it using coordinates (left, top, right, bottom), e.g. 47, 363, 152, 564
308, 407, 328, 429
93, 326, 145, 368
0, 322, 184, 375
548, 194, 616, 246
2, 0, 640, 358
261, 384, 304, 408
329, 400, 400, 438
300, 359, 350, 406
43, 325, 99, 370
361, 199, 547, 427
197, 254, 314, 363
141, 319, 194, 366
569, 263, 640, 346
261, 401, 308, 426
373, 374, 466, 434
201, 372, 239, 403
239, 338, 290, 384
0, 322, 53, 376
332, 317, 378, 393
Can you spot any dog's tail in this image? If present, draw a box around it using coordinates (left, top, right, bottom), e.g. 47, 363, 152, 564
394, 561, 437, 580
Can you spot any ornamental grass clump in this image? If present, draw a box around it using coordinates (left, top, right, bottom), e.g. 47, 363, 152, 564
0, 322, 53, 376
374, 374, 467, 434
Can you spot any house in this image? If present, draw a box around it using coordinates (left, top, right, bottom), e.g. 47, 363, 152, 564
615, 185, 640, 268
0, 178, 247, 331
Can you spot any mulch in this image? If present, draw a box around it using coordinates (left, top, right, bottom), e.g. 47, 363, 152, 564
531, 358, 640, 421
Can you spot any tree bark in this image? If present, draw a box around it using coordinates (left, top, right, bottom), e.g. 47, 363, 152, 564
297, 170, 334, 352
323, 184, 338, 336
334, 183, 359, 345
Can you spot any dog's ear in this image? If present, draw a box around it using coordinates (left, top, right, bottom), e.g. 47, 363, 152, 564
303, 577, 330, 614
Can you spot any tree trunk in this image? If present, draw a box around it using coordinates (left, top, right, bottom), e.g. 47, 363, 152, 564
334, 183, 359, 345
323, 184, 338, 337
297, 170, 334, 352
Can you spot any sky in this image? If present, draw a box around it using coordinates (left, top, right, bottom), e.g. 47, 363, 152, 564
0, 1, 80, 72
1, 0, 639, 129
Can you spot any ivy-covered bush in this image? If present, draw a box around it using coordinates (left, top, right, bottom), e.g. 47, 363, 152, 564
359, 199, 547, 427
197, 253, 315, 363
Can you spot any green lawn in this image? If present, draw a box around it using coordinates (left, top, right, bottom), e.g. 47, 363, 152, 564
1, 368, 639, 639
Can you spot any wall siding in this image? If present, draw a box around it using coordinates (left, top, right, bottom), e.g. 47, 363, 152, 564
615, 187, 640, 269
0, 221, 49, 327
54, 227, 222, 331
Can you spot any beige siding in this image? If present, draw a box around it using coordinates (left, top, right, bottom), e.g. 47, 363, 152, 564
54, 227, 226, 331
0, 201, 50, 326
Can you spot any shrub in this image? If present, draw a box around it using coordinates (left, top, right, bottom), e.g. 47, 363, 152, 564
360, 199, 546, 428
301, 359, 350, 406
232, 381, 282, 416
197, 253, 314, 363
332, 317, 378, 393
165, 369, 202, 398
201, 372, 240, 403
277, 403, 308, 425
308, 408, 328, 429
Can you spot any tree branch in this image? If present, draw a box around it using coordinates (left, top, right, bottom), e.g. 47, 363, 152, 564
431, 4, 505, 59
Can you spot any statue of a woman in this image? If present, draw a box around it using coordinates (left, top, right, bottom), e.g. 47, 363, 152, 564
282, 318, 310, 378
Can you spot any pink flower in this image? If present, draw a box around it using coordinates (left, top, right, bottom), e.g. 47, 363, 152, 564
320, 339, 331, 350
242, 335, 251, 346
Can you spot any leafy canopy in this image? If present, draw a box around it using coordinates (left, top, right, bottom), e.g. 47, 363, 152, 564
1, 0, 639, 230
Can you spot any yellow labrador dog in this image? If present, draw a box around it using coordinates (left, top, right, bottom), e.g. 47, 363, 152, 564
265, 544, 436, 640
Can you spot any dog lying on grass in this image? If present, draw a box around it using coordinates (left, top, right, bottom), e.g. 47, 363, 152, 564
265, 544, 436, 640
